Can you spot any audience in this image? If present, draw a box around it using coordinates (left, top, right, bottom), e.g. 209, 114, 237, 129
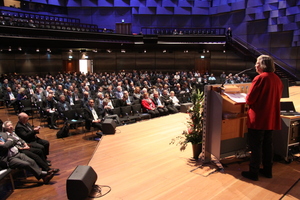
0, 70, 251, 126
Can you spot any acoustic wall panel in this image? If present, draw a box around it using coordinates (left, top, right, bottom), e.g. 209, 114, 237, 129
216, 4, 231, 13
114, 0, 131, 7
162, 0, 177, 7
47, 0, 65, 6
66, 0, 81, 7
146, 0, 161, 7
193, 1, 210, 8
231, 1, 246, 11
156, 7, 174, 15
97, 0, 114, 7
82, 0, 98, 7
192, 7, 209, 15
246, 0, 264, 7
130, 0, 143, 7
286, 6, 300, 16
174, 7, 191, 15
138, 7, 156, 15
178, 0, 193, 7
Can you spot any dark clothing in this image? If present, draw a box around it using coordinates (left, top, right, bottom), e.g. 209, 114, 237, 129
15, 121, 50, 156
247, 129, 273, 175
42, 98, 58, 127
83, 106, 103, 131
0, 132, 43, 180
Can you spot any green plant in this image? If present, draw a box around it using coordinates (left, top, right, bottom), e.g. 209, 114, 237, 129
170, 89, 204, 151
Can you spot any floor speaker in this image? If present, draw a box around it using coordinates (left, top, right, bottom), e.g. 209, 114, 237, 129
102, 118, 116, 134
66, 165, 97, 200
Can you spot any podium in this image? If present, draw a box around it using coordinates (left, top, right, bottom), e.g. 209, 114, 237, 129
202, 83, 251, 162
115, 23, 132, 34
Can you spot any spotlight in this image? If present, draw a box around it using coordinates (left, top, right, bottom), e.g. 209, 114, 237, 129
121, 49, 126, 53
69, 49, 73, 52
106, 49, 111, 53
206, 50, 209, 53
202, 49, 205, 53
47, 48, 51, 52
8, 46, 11, 51
69, 55, 73, 59
223, 50, 226, 53
36, 48, 39, 52
184, 50, 188, 53
144, 50, 146, 53
93, 49, 97, 53
163, 50, 166, 53
18, 47, 22, 51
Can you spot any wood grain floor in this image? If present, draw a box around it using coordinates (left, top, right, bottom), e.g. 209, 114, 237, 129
2, 87, 300, 200
88, 113, 300, 200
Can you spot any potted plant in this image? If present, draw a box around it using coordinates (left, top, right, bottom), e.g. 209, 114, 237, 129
170, 89, 204, 160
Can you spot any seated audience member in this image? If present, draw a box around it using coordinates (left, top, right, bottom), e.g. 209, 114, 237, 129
17, 87, 28, 101
32, 87, 44, 106
208, 73, 217, 84
161, 90, 178, 114
133, 86, 142, 101
15, 112, 51, 164
120, 91, 133, 106
73, 88, 82, 102
141, 92, 159, 118
65, 90, 75, 106
102, 98, 122, 125
0, 131, 55, 184
56, 95, 71, 114
3, 121, 59, 174
42, 94, 59, 129
103, 94, 114, 109
81, 91, 90, 107
84, 99, 103, 133
26, 83, 35, 99
114, 86, 123, 99
54, 84, 64, 101
95, 92, 104, 110
4, 86, 19, 113
169, 91, 181, 110
174, 83, 183, 95
151, 91, 169, 116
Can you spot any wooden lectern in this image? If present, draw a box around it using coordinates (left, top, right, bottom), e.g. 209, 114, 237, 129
202, 83, 251, 163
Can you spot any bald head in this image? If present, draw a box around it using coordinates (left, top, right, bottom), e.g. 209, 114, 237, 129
18, 112, 29, 124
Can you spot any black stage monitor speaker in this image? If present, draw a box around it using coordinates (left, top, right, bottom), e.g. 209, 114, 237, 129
102, 118, 116, 134
66, 165, 97, 200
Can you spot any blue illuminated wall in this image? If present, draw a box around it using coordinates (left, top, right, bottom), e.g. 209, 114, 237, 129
17, 0, 300, 70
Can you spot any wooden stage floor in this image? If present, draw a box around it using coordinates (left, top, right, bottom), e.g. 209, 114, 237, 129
4, 86, 300, 200
88, 112, 300, 200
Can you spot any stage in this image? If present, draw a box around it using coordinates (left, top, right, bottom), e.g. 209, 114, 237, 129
88, 112, 300, 200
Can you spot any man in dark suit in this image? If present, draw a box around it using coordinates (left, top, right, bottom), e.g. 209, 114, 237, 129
3, 120, 59, 174
161, 90, 178, 114
65, 90, 76, 106
151, 91, 169, 116
42, 93, 59, 129
15, 112, 51, 163
0, 131, 54, 184
84, 99, 103, 133
4, 86, 19, 113
56, 95, 72, 114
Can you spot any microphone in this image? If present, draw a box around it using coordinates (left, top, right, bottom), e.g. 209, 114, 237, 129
221, 67, 255, 88
236, 67, 255, 76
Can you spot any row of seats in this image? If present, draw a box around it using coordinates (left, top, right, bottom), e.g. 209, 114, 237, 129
0, 10, 113, 33
141, 28, 224, 35
1, 10, 80, 23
